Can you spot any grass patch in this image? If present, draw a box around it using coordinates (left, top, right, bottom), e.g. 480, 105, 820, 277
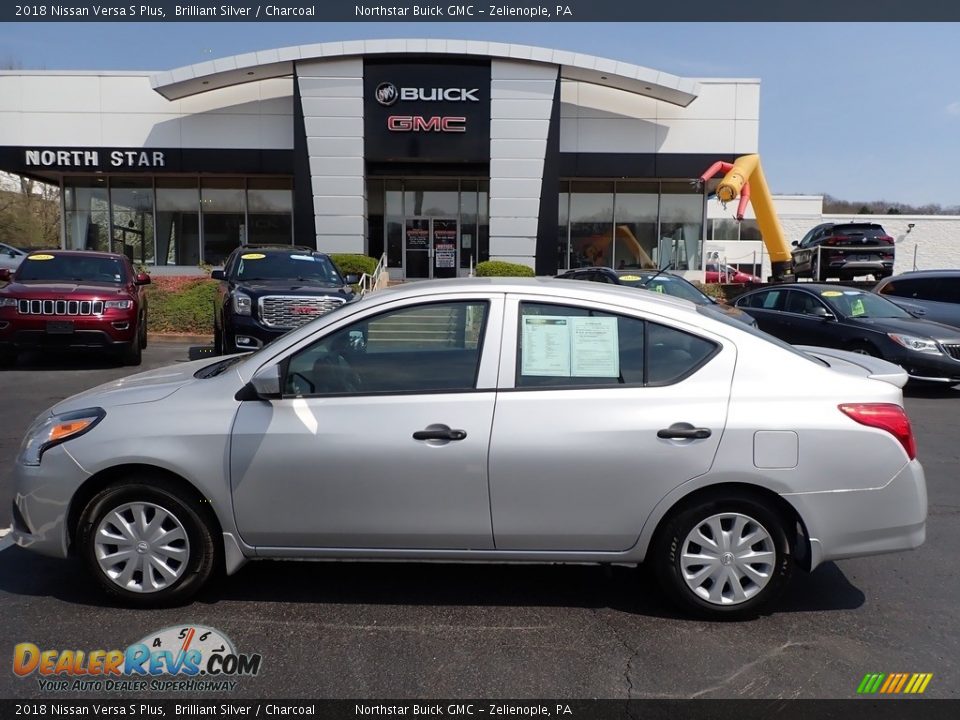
145, 277, 217, 335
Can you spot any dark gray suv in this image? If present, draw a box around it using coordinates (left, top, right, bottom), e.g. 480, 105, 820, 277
875, 270, 960, 330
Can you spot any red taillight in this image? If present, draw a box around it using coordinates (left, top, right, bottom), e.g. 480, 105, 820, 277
877, 235, 895, 244
825, 235, 850, 245
838, 403, 916, 460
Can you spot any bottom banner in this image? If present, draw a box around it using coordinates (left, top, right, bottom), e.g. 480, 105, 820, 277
2, 699, 958, 720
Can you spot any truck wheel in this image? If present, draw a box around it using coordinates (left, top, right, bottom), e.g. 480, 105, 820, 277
121, 336, 142, 366
652, 495, 793, 619
76, 478, 218, 607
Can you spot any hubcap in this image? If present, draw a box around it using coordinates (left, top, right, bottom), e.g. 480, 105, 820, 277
93, 502, 190, 594
679, 512, 776, 606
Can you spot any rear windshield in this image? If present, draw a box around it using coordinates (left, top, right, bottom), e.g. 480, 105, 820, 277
16, 254, 125, 284
231, 252, 343, 284
832, 224, 887, 237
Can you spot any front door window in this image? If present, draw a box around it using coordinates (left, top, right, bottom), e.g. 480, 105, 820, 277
404, 218, 430, 279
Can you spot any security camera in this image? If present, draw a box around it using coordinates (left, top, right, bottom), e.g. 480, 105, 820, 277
908, 223, 916, 229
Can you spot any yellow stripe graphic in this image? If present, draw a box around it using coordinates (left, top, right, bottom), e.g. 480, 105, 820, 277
904, 674, 921, 693
917, 673, 933, 694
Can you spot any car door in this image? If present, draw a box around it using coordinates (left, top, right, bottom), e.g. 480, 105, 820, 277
780, 289, 838, 345
735, 288, 788, 337
486, 295, 735, 552
230, 295, 504, 549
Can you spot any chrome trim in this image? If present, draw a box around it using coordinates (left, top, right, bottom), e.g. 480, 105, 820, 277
18, 299, 103, 316
257, 294, 346, 330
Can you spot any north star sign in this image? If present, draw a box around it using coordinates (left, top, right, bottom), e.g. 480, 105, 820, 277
25, 149, 166, 169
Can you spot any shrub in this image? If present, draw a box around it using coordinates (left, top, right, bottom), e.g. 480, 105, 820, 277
329, 254, 378, 277
475, 260, 535, 277
144, 277, 218, 335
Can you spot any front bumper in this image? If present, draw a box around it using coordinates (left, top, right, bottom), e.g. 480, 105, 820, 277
224, 314, 290, 352
0, 314, 137, 351
884, 348, 960, 383
10, 445, 90, 559
783, 459, 926, 569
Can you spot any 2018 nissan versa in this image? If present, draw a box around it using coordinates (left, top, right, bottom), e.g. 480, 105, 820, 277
10, 279, 926, 617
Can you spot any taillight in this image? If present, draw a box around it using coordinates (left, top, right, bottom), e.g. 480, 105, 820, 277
877, 235, 895, 244
838, 403, 916, 460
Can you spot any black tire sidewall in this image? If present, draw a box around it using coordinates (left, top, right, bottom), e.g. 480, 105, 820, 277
77, 481, 216, 608
654, 497, 793, 619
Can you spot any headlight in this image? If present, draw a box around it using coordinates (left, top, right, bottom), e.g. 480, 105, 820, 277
0, 297, 17, 307
888, 333, 942, 354
17, 408, 106, 466
232, 292, 252, 316
104, 299, 133, 310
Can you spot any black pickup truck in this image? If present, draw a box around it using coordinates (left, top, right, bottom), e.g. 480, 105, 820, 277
211, 245, 358, 354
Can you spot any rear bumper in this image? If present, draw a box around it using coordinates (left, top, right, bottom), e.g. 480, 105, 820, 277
783, 459, 926, 569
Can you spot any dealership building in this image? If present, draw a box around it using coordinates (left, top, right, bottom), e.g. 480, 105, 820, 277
0, 39, 769, 279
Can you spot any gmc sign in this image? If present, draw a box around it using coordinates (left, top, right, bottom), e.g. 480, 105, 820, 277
387, 116, 467, 133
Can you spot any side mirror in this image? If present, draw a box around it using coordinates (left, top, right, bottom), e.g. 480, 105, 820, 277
235, 364, 282, 401
135, 272, 151, 285
211, 269, 226, 281
791, 241, 799, 247
344, 273, 359, 285
0, 268, 11, 282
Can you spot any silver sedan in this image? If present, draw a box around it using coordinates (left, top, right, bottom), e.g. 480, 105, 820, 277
10, 278, 927, 617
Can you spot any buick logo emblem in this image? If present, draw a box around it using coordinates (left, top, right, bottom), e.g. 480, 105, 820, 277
375, 82, 398, 106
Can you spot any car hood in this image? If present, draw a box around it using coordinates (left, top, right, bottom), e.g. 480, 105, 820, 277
797, 345, 909, 388
52, 357, 218, 414
231, 280, 352, 298
2, 281, 128, 297
847, 316, 960, 342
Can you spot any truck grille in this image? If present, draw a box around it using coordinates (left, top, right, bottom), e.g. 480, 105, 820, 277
258, 295, 345, 329
18, 299, 104, 316
942, 344, 960, 361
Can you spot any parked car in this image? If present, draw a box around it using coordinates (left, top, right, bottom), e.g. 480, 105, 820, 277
733, 283, 960, 384
211, 245, 358, 354
791, 222, 895, 281
0, 242, 27, 272
0, 250, 150, 367
704, 262, 761, 284
558, 267, 758, 326
874, 269, 960, 330
11, 278, 926, 617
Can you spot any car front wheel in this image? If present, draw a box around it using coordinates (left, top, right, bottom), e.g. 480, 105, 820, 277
653, 496, 793, 618
76, 478, 218, 607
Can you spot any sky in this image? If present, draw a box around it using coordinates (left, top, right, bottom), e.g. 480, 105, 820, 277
2, 21, 959, 206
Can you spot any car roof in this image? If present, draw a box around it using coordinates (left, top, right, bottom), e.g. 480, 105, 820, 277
25, 249, 127, 260
887, 269, 960, 278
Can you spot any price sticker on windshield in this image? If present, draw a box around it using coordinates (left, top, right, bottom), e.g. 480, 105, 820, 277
240, 253, 265, 260
28, 254, 55, 260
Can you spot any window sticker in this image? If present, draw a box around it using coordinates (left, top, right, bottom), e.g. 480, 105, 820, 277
652, 284, 665, 294
27, 254, 54, 260
851, 298, 866, 316
241, 253, 265, 260
290, 254, 315, 261
821, 290, 843, 297
619, 275, 641, 281
521, 315, 620, 378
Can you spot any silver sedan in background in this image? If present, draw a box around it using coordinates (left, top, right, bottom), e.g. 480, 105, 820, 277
10, 278, 926, 618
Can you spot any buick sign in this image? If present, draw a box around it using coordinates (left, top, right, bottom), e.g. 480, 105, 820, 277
375, 82, 399, 107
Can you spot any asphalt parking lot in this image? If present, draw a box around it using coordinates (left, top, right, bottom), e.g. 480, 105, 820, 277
1, 343, 958, 700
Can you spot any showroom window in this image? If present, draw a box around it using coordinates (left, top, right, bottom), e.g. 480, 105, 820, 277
284, 301, 489, 396
110, 177, 155, 265
515, 302, 716, 389
64, 177, 109, 253
201, 178, 246, 266
247, 178, 293, 246
155, 178, 200, 266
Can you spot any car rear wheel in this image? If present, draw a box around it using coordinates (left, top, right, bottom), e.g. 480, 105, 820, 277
77, 478, 218, 607
811, 255, 825, 282
653, 496, 793, 618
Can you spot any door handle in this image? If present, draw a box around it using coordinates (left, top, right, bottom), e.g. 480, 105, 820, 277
413, 425, 467, 441
657, 423, 711, 440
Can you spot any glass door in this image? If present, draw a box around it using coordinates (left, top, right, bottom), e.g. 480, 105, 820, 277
404, 218, 431, 279
432, 219, 458, 280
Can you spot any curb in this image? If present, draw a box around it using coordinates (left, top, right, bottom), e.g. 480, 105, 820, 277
148, 333, 213, 345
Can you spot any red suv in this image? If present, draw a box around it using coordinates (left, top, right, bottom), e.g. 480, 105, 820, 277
0, 250, 150, 367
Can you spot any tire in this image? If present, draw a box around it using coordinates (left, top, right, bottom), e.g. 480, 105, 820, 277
121, 335, 142, 366
811, 255, 824, 282
653, 495, 793, 619
214, 317, 224, 355
76, 477, 218, 608
141, 315, 148, 350
850, 342, 879, 357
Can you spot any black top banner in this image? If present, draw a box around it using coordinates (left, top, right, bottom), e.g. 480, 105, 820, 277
4, 0, 960, 22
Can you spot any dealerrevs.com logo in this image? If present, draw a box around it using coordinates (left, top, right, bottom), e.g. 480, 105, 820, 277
13, 625, 262, 693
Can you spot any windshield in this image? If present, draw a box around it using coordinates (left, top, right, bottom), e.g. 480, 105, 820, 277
16, 254, 125, 284
617, 273, 710, 304
232, 252, 343, 284
818, 289, 910, 319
